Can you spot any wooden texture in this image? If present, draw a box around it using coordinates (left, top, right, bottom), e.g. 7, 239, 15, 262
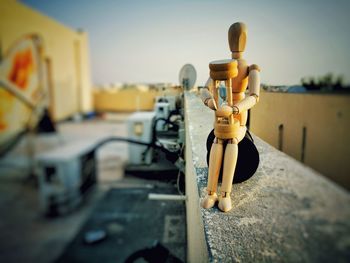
201, 140, 223, 209
221, 143, 238, 193
232, 59, 249, 92
214, 120, 240, 139
228, 22, 247, 53
202, 22, 261, 212
209, 59, 237, 71
209, 60, 238, 81
207, 141, 223, 192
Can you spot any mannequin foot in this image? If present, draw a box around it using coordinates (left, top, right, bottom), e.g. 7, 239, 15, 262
218, 193, 232, 212
201, 192, 218, 209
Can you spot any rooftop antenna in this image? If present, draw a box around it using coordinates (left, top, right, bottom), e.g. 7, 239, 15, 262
179, 64, 196, 91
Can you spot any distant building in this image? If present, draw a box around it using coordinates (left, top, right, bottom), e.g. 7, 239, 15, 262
92, 83, 182, 112
287, 85, 307, 93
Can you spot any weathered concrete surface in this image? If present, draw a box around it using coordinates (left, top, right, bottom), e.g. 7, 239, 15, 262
185, 92, 350, 262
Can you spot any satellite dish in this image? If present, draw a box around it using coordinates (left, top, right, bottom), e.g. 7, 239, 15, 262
179, 64, 196, 90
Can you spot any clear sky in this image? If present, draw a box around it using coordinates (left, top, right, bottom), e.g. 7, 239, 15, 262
21, 0, 350, 86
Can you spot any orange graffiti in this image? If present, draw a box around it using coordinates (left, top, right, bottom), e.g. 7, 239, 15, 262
8, 48, 34, 90
0, 122, 7, 131
0, 89, 14, 132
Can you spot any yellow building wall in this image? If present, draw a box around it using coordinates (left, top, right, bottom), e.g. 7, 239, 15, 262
0, 0, 92, 120
94, 89, 160, 112
250, 92, 350, 189
77, 32, 92, 113
93, 86, 183, 112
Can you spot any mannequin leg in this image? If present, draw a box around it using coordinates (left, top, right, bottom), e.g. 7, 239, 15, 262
218, 140, 238, 212
201, 138, 223, 209
218, 126, 246, 212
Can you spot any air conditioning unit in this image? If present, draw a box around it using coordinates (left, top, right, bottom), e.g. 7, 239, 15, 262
154, 102, 170, 132
127, 112, 156, 165
36, 140, 97, 216
155, 95, 177, 111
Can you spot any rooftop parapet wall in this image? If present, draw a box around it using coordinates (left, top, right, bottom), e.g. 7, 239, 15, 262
250, 91, 350, 189
184, 92, 350, 262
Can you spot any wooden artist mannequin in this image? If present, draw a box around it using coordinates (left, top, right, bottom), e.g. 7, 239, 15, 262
201, 22, 261, 212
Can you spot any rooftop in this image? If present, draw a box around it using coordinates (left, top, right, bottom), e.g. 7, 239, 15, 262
185, 91, 350, 262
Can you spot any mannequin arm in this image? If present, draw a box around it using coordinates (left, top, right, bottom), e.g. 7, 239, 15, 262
201, 77, 217, 110
233, 65, 260, 114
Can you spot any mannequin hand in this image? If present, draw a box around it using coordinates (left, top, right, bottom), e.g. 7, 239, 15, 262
216, 105, 232, 117
232, 105, 239, 115
206, 98, 217, 110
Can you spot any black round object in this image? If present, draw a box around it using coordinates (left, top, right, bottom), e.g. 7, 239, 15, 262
206, 129, 259, 184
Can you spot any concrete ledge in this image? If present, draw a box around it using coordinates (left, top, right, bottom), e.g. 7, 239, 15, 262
185, 92, 350, 262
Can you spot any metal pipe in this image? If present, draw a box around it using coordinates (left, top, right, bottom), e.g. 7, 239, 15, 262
148, 193, 187, 201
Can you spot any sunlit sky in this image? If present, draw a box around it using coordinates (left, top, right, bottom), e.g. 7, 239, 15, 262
22, 0, 350, 86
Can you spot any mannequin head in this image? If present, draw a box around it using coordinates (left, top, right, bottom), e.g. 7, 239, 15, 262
228, 22, 247, 59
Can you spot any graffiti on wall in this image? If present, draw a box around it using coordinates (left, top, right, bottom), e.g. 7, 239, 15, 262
0, 34, 45, 145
